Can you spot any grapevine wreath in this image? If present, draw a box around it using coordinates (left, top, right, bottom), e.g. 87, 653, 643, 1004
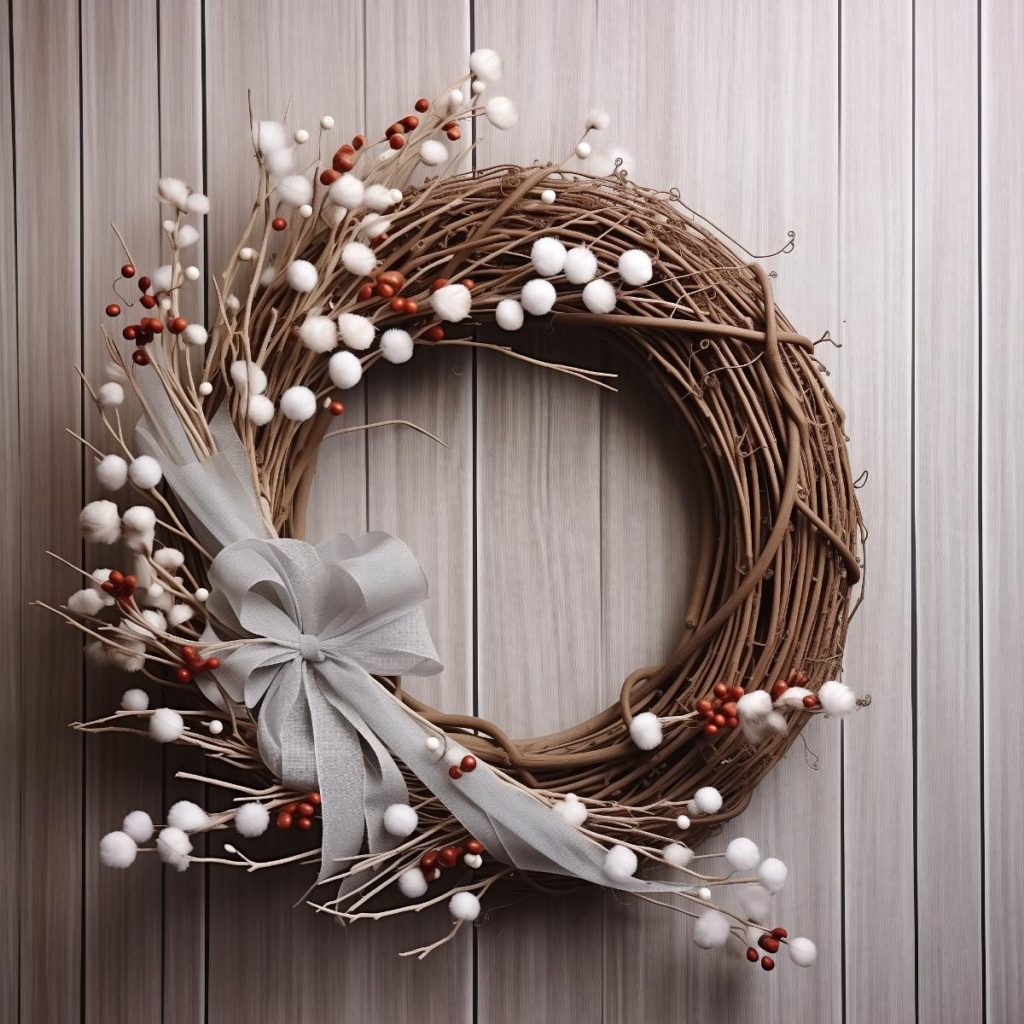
46, 50, 867, 969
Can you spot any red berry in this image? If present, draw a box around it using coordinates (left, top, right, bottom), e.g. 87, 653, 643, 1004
460, 754, 477, 773
272, 217, 287, 231
713, 682, 728, 699
181, 645, 196, 658
276, 812, 293, 829
283, 802, 298, 814
695, 698, 712, 714
704, 723, 719, 736
168, 316, 188, 334
352, 134, 367, 150
461, 278, 475, 291
205, 657, 220, 670
802, 694, 818, 709
138, 275, 151, 291
466, 838, 484, 855
438, 846, 459, 868
389, 134, 405, 150
105, 303, 121, 317
296, 817, 313, 831
426, 325, 444, 341
771, 679, 789, 701
430, 278, 449, 292
319, 168, 341, 185
376, 281, 395, 298
759, 934, 780, 954
122, 326, 137, 341
420, 849, 439, 870
121, 263, 136, 278
725, 716, 739, 728
401, 115, 419, 131
771, 926, 788, 939
448, 765, 462, 780
175, 667, 192, 684
746, 947, 759, 963
140, 294, 157, 309
404, 299, 418, 314
729, 685, 745, 702
131, 350, 149, 366
328, 399, 345, 416
332, 149, 354, 173
357, 284, 374, 302
414, 98, 429, 113
389, 295, 405, 312
446, 126, 461, 141
308, 792, 321, 806
296, 802, 315, 818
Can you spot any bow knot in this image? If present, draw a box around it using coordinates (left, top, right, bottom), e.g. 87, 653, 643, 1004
298, 633, 324, 663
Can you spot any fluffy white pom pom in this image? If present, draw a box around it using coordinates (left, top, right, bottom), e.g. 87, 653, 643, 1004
564, 247, 598, 284
662, 842, 694, 868
229, 360, 267, 395
694, 786, 722, 814
738, 883, 772, 923
182, 323, 208, 346
175, 224, 199, 249
80, 500, 121, 544
789, 936, 817, 967
398, 867, 429, 899
279, 386, 317, 422
247, 394, 275, 426
430, 283, 472, 322
553, 793, 588, 827
167, 800, 210, 833
585, 107, 611, 131
470, 47, 503, 81
531, 237, 567, 277
495, 298, 524, 331
256, 120, 288, 154
737, 689, 780, 742
725, 837, 761, 871
603, 844, 638, 882
121, 505, 156, 552
420, 139, 448, 166
380, 329, 414, 364
693, 909, 732, 949
167, 604, 193, 627
68, 588, 106, 616
234, 802, 270, 838
108, 638, 146, 673
298, 315, 337, 353
357, 185, 390, 214
521, 278, 556, 316
758, 857, 788, 893
383, 803, 418, 838
158, 176, 190, 210
95, 454, 128, 490
277, 173, 313, 207
341, 241, 376, 277
149, 707, 184, 743
329, 173, 364, 209
582, 278, 617, 314
120, 688, 149, 712
152, 547, 184, 570
819, 680, 857, 717
358, 213, 391, 240
328, 350, 363, 389
484, 96, 518, 130
618, 249, 653, 285
337, 312, 375, 351
122, 809, 154, 843
449, 891, 481, 921
151, 264, 173, 293
186, 192, 209, 215
99, 830, 137, 868
286, 259, 318, 292
97, 382, 124, 407
128, 455, 162, 489
156, 826, 192, 871
629, 711, 663, 750
676, 814, 691, 830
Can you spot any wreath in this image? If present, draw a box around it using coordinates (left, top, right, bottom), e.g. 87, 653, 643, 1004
47, 49, 866, 971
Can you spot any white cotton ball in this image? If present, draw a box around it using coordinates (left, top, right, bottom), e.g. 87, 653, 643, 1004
149, 707, 184, 743
358, 213, 391, 240
182, 323, 208, 346
140, 609, 167, 634
449, 891, 481, 921
97, 381, 124, 407
495, 298, 524, 331
298, 315, 337, 353
676, 814, 691, 831
122, 809, 154, 843
175, 224, 199, 249
108, 637, 146, 673
167, 800, 210, 833
156, 826, 192, 871
603, 844, 638, 882
328, 350, 363, 389
121, 505, 156, 550
663, 842, 694, 868
167, 604, 193, 627
693, 909, 732, 949
430, 283, 472, 322
286, 259, 318, 292
470, 47, 502, 82
819, 680, 857, 717
737, 689, 773, 742
420, 139, 448, 166
120, 688, 149, 712
725, 837, 761, 872
464, 852, 483, 869
448, 89, 464, 111
157, 177, 190, 210
389, 188, 403, 205
629, 711, 663, 750
277, 173, 313, 207
738, 883, 772, 924
229, 360, 267, 395
530, 237, 567, 277
247, 394, 275, 426
521, 278, 556, 316
234, 802, 270, 838
758, 857, 788, 893
265, 147, 294, 176
575, 141, 592, 159
152, 547, 184, 571
341, 241, 376, 277
337, 312, 375, 351
256, 120, 288, 154
398, 867, 429, 899
279, 386, 317, 422
553, 793, 588, 827
99, 830, 137, 868
618, 249, 654, 286
694, 786, 722, 815
238, 248, 255, 262
184, 265, 200, 281
585, 107, 611, 131
775, 686, 813, 709
328, 172, 364, 209
151, 264, 174, 294
582, 278, 616, 314
383, 803, 418, 838
484, 96, 517, 130
363, 183, 394, 212
186, 192, 209, 215
789, 937, 817, 967
68, 588, 106, 616
380, 328, 414, 364
298, 204, 313, 219
128, 455, 162, 489
564, 247, 598, 284
80, 500, 121, 544
95, 454, 128, 491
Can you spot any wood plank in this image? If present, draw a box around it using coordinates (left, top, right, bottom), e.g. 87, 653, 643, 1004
839, 1, 917, 1020
12, 0, 83, 1020
981, 2, 1024, 1019
913, 2, 984, 1021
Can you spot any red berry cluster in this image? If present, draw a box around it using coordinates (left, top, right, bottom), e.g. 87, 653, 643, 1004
276, 792, 321, 831
418, 837, 483, 881
101, 569, 137, 605
771, 669, 819, 709
176, 644, 220, 685
745, 926, 789, 971
448, 754, 477, 780
107, 264, 191, 367
357, 269, 418, 311
696, 682, 745, 736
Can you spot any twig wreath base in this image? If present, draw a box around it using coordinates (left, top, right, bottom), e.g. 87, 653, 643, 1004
49, 52, 865, 971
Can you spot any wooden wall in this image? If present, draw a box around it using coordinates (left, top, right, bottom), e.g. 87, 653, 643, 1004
2, 1, 1019, 1021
